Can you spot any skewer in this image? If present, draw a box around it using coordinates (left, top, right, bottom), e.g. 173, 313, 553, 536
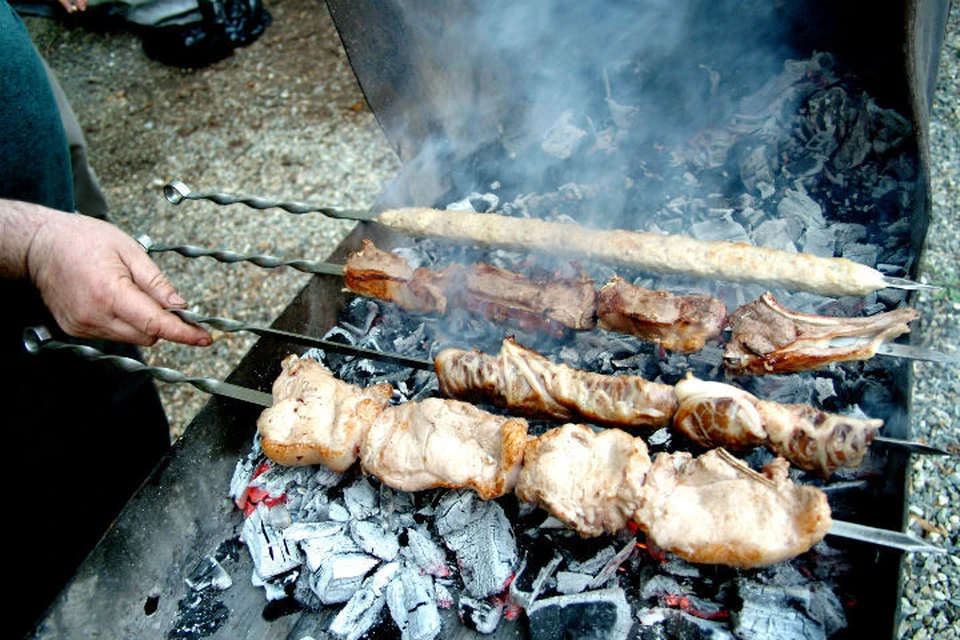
138, 236, 958, 367
21, 326, 945, 557
162, 180, 935, 296
168, 310, 952, 459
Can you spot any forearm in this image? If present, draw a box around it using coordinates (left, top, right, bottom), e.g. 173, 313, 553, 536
0, 198, 65, 280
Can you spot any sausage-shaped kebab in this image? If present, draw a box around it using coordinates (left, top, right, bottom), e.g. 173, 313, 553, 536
376, 207, 889, 297
344, 240, 920, 369
256, 354, 832, 568
435, 338, 884, 477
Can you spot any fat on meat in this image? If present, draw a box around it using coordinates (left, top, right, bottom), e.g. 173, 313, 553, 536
515, 424, 652, 537
673, 373, 882, 477
435, 337, 677, 428
633, 449, 832, 568
581, 276, 727, 353
360, 398, 528, 499
256, 355, 393, 471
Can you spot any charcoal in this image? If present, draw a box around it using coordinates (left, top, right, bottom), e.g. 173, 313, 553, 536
349, 519, 400, 561
434, 582, 455, 609
665, 610, 737, 639
841, 242, 879, 268
403, 526, 452, 577
458, 595, 503, 634
328, 562, 399, 640
739, 145, 776, 198
242, 504, 302, 580
185, 555, 233, 592
732, 582, 827, 640
639, 574, 684, 601
386, 569, 442, 640
556, 571, 592, 594
435, 491, 518, 598
309, 552, 380, 605
343, 477, 380, 520
511, 554, 563, 606
567, 545, 617, 575
777, 188, 825, 230
541, 110, 589, 159
752, 219, 798, 253
588, 540, 637, 589
526, 588, 632, 640
690, 215, 751, 244
328, 500, 350, 522
251, 569, 297, 602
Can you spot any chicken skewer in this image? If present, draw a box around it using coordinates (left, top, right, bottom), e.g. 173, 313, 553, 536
25, 329, 943, 559
163, 179, 935, 297
141, 235, 957, 367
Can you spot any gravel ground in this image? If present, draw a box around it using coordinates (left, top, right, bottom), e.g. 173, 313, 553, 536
22, 1, 958, 637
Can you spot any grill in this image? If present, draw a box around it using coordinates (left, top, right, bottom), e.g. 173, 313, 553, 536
29, 1, 951, 638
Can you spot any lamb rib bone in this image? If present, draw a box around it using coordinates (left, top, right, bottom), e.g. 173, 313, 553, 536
140, 236, 954, 365
24, 328, 944, 557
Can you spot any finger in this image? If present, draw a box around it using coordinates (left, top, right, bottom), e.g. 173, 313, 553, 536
111, 280, 213, 346
122, 247, 189, 309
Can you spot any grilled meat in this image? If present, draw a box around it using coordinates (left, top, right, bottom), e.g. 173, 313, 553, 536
342, 239, 595, 336
343, 238, 456, 314
375, 207, 889, 296
634, 449, 832, 568
724, 292, 919, 374
360, 398, 528, 499
673, 373, 883, 477
515, 424, 651, 537
435, 337, 678, 428
596, 276, 727, 352
258, 355, 834, 567
460, 262, 596, 337
256, 354, 392, 471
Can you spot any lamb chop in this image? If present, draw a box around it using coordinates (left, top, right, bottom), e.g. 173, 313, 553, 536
673, 373, 883, 477
596, 276, 727, 352
435, 337, 678, 428
724, 292, 919, 374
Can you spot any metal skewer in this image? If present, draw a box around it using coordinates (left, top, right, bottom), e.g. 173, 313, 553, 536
20, 325, 948, 557
140, 237, 958, 367
171, 309, 953, 459
162, 179, 376, 222
162, 180, 937, 294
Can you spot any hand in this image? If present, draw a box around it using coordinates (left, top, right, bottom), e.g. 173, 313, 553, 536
4, 202, 212, 346
56, 0, 87, 13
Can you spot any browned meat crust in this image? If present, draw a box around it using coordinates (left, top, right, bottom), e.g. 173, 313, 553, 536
596, 276, 727, 352
673, 373, 882, 477
634, 449, 832, 568
724, 292, 919, 374
460, 263, 596, 337
342, 239, 596, 336
515, 424, 651, 537
435, 337, 678, 428
256, 354, 393, 471
360, 398, 528, 499
258, 356, 833, 567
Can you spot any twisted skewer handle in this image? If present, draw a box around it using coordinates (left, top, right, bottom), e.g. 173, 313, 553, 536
22, 326, 273, 407
163, 180, 376, 221
136, 235, 344, 277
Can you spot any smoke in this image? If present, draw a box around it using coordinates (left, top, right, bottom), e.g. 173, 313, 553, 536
375, 0, 797, 213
